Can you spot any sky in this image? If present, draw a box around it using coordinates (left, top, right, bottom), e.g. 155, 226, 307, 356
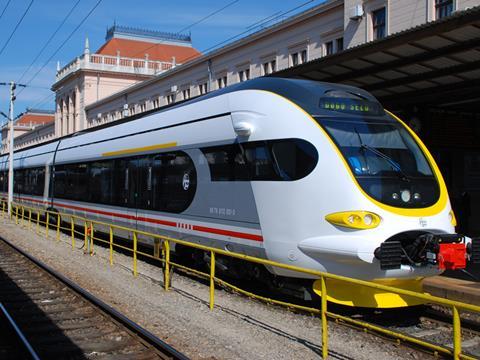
0, 0, 327, 123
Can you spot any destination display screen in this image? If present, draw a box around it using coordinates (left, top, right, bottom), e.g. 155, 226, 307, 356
319, 97, 384, 116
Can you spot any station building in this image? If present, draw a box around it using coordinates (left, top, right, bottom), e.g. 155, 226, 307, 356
0, 109, 54, 153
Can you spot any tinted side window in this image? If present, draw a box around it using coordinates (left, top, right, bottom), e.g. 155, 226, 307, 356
54, 163, 89, 201
14, 169, 25, 193
54, 165, 66, 198
202, 145, 249, 181
89, 161, 115, 205
202, 139, 317, 181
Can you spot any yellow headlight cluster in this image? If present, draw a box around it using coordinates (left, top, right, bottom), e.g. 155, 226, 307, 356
325, 211, 381, 230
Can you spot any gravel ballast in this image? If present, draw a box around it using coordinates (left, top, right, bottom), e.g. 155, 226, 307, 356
0, 215, 423, 359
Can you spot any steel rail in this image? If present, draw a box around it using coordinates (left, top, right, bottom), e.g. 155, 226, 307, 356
0, 234, 189, 360
0, 303, 41, 360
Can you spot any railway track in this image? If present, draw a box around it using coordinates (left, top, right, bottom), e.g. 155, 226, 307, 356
0, 236, 188, 360
338, 305, 480, 359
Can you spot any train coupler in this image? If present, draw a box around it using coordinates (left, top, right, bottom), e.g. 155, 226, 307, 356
375, 233, 468, 271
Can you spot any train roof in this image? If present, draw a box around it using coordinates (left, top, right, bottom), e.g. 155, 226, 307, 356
0, 78, 380, 159
194, 77, 381, 115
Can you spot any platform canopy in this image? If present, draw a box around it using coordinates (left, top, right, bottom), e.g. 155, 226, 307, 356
274, 6, 480, 113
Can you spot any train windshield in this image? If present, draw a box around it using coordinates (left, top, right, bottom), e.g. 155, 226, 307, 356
315, 115, 440, 208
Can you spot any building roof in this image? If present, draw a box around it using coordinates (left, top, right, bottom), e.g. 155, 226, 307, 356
16, 111, 54, 127
105, 24, 191, 45
96, 37, 201, 63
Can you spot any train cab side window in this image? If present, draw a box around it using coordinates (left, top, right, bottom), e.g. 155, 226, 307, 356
202, 139, 318, 181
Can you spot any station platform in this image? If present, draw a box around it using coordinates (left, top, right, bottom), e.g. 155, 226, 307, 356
423, 276, 480, 306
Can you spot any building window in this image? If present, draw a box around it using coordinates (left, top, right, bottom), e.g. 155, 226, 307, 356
238, 68, 250, 82
262, 59, 276, 75
325, 41, 333, 56
336, 37, 344, 52
166, 94, 175, 105
199, 82, 208, 95
290, 49, 307, 67
182, 88, 191, 100
435, 0, 453, 19
217, 76, 227, 89
152, 97, 160, 109
372, 7, 386, 40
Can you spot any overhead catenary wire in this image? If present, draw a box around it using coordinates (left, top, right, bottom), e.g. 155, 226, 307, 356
17, 0, 82, 83
0, 0, 34, 57
0, 0, 12, 22
17, 0, 103, 96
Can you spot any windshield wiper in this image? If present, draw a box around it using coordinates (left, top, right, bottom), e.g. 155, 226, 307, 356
353, 127, 410, 182
360, 143, 410, 182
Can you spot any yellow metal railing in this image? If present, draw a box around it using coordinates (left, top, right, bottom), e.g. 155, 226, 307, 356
2, 200, 480, 360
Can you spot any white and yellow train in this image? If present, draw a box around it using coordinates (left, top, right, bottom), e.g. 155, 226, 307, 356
1, 78, 477, 308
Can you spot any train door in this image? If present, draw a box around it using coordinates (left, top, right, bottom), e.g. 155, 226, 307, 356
116, 157, 139, 233
136, 155, 155, 238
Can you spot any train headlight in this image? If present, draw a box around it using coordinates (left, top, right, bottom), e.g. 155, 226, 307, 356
449, 210, 457, 227
325, 211, 381, 230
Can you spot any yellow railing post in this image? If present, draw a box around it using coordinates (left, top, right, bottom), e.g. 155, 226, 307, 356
164, 240, 170, 291
453, 305, 461, 360
133, 231, 138, 277
2, 200, 5, 216
210, 251, 215, 310
109, 226, 113, 265
71, 217, 75, 249
21, 206, 25, 225
84, 221, 88, 253
46, 212, 49, 238
28, 209, 31, 230
89, 223, 94, 255
321, 276, 328, 360
36, 211, 40, 234
15, 205, 18, 224
56, 214, 61, 242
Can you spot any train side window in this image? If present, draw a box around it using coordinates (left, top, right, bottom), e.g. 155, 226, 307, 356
270, 139, 318, 180
201, 139, 318, 181
66, 163, 89, 201
243, 144, 280, 180
202, 145, 249, 181
54, 165, 67, 198
90, 161, 115, 205
34, 167, 45, 196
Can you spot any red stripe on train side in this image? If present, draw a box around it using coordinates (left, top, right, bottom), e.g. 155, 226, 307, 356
15, 196, 263, 242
